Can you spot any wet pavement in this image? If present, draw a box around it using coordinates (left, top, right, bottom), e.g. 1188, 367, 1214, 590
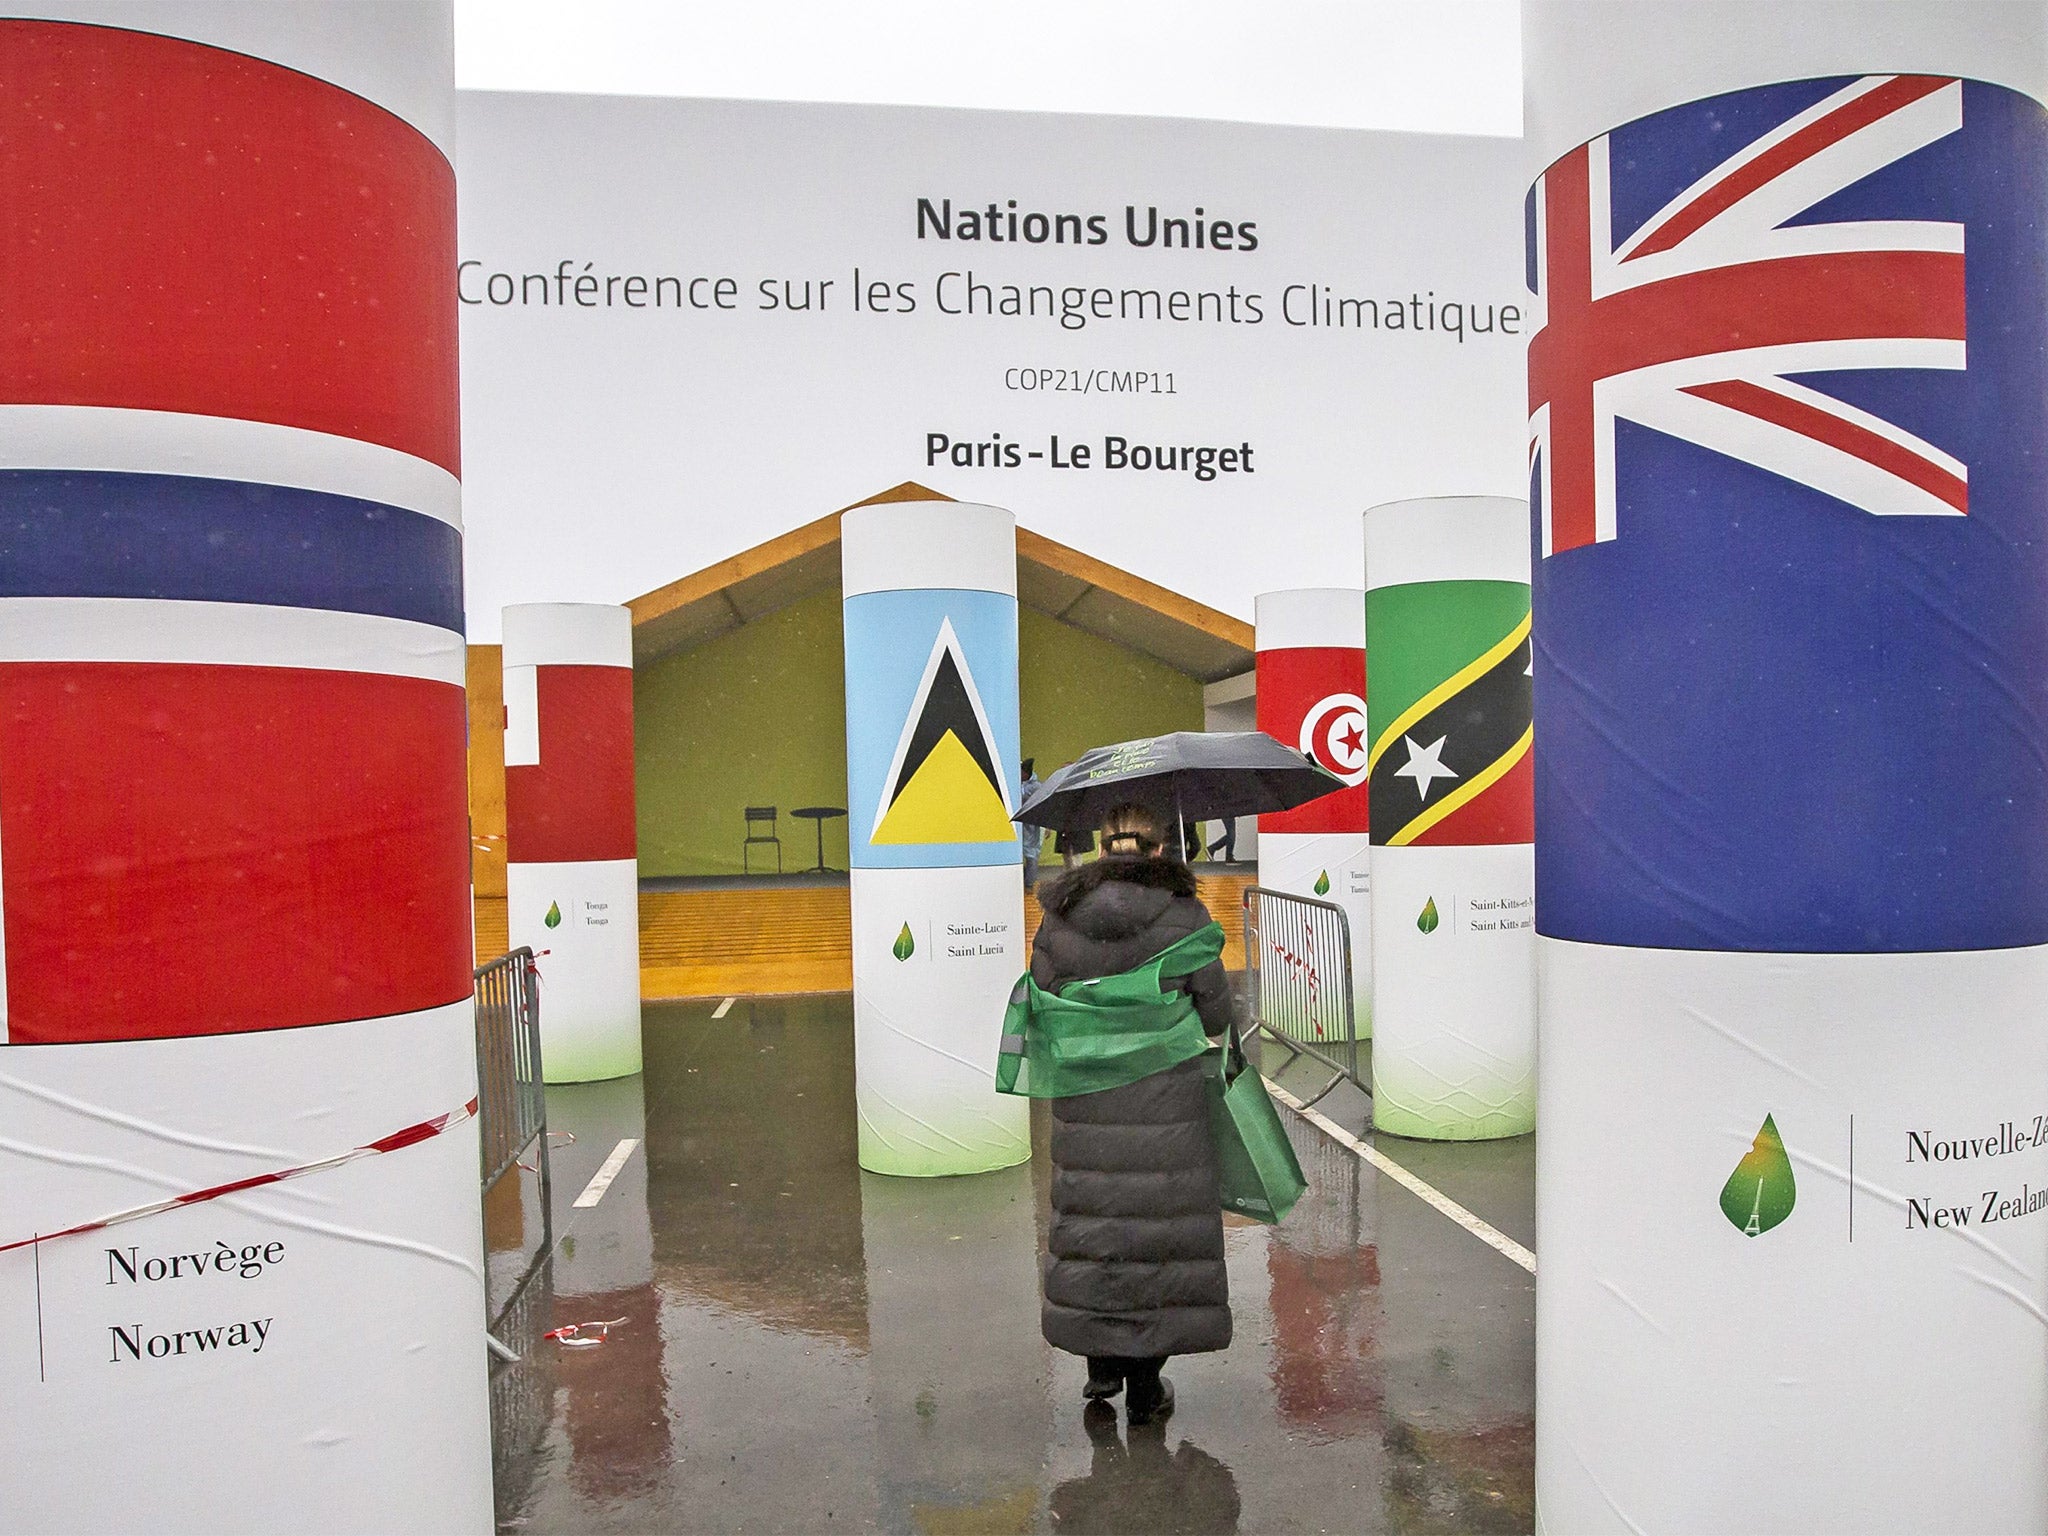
487, 996, 1534, 1534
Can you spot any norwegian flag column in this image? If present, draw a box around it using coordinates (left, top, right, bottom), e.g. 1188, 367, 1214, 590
1525, 3, 2048, 1529
502, 604, 642, 1083
842, 496, 1029, 1176
1362, 498, 1535, 1141
1255, 588, 1372, 1039
0, 6, 489, 1532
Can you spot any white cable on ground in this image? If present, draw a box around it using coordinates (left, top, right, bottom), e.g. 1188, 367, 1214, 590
1265, 1075, 1536, 1274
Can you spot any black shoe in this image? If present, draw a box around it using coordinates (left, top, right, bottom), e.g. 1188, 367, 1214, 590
1126, 1376, 1174, 1426
1083, 1365, 1125, 1401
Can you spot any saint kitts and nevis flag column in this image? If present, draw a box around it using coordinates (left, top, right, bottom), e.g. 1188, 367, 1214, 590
503, 604, 641, 1083
842, 497, 1030, 1176
1362, 498, 1534, 1141
1255, 588, 1372, 1040
0, 6, 491, 1531
1526, 2, 2048, 1528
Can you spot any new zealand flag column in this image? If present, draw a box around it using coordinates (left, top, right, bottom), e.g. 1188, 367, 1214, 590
842, 494, 1030, 1175
1363, 498, 1536, 1140
0, 6, 489, 1530
503, 604, 641, 1082
1255, 589, 1373, 1041
1525, 2, 2048, 1528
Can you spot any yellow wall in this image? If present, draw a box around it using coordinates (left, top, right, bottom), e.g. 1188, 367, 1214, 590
1017, 604, 1203, 778
635, 590, 851, 877
466, 644, 507, 898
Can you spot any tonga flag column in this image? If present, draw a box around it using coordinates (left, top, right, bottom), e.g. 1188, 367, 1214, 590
0, 7, 490, 1530
842, 496, 1030, 1176
1255, 588, 1373, 1039
1525, 2, 2048, 1528
1362, 498, 1535, 1140
503, 603, 641, 1083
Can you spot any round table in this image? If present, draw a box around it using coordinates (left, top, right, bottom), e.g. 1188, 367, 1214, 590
790, 806, 848, 873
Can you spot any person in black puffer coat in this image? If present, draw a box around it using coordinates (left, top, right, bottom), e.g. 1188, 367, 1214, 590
1031, 802, 1235, 1426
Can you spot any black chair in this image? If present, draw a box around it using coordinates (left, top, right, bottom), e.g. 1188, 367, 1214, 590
743, 806, 782, 875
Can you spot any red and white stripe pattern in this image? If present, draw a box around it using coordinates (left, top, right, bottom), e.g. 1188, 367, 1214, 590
0, 1096, 478, 1257
503, 605, 642, 1081
0, 15, 470, 1045
0, 13, 490, 1533
1528, 74, 1967, 556
503, 605, 639, 867
0, 19, 460, 471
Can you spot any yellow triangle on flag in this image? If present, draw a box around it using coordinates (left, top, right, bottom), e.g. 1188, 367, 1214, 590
872, 729, 1018, 845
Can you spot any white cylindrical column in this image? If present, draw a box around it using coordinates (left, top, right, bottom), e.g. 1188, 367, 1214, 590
1526, 5, 2048, 1528
842, 497, 1030, 1177
1255, 588, 1372, 1039
504, 604, 642, 1083
0, 7, 489, 1530
1363, 497, 1534, 1141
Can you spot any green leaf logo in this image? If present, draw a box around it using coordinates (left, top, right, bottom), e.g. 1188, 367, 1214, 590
543, 900, 562, 930
1720, 1114, 1797, 1237
892, 922, 916, 961
1313, 870, 1331, 896
1416, 897, 1439, 934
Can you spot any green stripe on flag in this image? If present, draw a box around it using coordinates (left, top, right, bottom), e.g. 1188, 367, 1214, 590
1365, 580, 1531, 735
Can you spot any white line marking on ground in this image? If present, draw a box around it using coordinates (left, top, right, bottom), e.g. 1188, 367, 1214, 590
572, 1139, 640, 1209
1265, 1077, 1536, 1274
712, 997, 735, 1019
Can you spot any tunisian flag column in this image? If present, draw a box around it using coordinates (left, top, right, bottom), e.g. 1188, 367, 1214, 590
1526, 3, 2048, 1528
503, 604, 642, 1083
1255, 588, 1372, 1038
1363, 498, 1534, 1141
0, 7, 489, 1531
842, 496, 1030, 1176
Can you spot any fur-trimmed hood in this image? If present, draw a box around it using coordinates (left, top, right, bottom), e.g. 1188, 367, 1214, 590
1040, 854, 1197, 917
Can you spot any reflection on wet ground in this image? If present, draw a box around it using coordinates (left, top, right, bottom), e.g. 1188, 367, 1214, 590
488, 995, 1534, 1534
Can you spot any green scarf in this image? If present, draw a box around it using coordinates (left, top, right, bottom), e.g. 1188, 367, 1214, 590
994, 922, 1224, 1098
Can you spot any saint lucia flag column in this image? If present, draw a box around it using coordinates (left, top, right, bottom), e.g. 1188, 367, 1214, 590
0, 7, 489, 1530
1255, 589, 1372, 1038
843, 497, 1030, 1176
1363, 498, 1535, 1141
503, 604, 641, 1083
1525, 3, 2048, 1528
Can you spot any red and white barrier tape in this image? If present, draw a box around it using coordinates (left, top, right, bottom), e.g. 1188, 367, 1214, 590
545, 1317, 627, 1349
517, 1128, 575, 1173
0, 1096, 479, 1256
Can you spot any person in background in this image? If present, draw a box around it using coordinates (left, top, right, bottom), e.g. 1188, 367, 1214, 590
1019, 758, 1044, 891
1055, 825, 1095, 869
1027, 801, 1235, 1425
1205, 816, 1238, 864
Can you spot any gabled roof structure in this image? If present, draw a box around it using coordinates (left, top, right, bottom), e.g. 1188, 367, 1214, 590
627, 482, 1255, 683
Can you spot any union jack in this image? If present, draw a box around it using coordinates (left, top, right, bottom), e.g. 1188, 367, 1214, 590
1527, 74, 1968, 558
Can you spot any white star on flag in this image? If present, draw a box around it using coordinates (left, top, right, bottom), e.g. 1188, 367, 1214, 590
1395, 734, 1459, 802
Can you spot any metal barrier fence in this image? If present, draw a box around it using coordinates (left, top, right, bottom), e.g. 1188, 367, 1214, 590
1242, 886, 1362, 1106
476, 947, 547, 1191
475, 947, 551, 1343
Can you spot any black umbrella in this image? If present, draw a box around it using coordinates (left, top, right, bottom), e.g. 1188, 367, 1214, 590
1015, 731, 1346, 839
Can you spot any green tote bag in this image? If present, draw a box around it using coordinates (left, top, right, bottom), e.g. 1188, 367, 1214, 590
1206, 1019, 1308, 1225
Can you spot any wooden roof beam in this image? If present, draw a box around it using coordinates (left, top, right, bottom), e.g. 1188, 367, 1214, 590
1015, 526, 1253, 652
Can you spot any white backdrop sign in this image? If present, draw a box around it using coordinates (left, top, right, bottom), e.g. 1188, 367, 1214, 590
455, 93, 1527, 636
